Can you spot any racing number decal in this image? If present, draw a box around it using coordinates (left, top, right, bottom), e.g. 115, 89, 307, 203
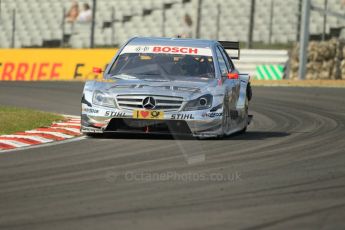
133, 110, 164, 119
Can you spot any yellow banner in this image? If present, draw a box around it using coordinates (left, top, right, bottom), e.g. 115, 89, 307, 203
0, 49, 118, 81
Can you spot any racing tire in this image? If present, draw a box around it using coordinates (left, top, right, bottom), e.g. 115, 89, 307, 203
247, 83, 252, 101
220, 95, 231, 139
239, 96, 249, 134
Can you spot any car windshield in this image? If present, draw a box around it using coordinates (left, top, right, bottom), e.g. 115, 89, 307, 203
109, 45, 215, 79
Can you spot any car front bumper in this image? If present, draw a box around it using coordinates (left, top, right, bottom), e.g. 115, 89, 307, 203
81, 105, 223, 137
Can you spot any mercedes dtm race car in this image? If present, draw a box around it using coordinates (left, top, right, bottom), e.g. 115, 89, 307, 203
81, 37, 252, 138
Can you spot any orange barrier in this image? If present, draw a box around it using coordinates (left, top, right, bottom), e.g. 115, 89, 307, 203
0, 49, 118, 81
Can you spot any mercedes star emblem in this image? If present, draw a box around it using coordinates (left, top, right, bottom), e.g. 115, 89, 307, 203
142, 97, 156, 109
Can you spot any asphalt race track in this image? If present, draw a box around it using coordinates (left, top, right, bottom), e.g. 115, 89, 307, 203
0, 82, 344, 230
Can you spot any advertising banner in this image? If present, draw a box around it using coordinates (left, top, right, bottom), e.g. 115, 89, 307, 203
0, 49, 118, 81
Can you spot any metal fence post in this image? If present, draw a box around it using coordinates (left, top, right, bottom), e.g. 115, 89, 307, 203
296, 0, 303, 41
247, 0, 256, 49
216, 4, 221, 40
195, 0, 202, 38
298, 0, 311, 80
162, 5, 166, 37
111, 7, 115, 46
61, 8, 66, 47
90, 0, 96, 48
11, 9, 16, 48
322, 0, 328, 41
268, 0, 274, 44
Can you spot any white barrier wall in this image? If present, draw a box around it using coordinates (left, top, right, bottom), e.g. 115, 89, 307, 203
233, 49, 288, 77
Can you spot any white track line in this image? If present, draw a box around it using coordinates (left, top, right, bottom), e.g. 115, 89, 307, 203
25, 131, 73, 138
50, 127, 81, 133
0, 140, 30, 147
62, 115, 80, 118
67, 119, 81, 122
54, 123, 81, 126
0, 136, 87, 153
1, 135, 53, 143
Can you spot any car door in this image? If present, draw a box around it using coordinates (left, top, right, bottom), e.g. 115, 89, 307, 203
215, 47, 234, 131
218, 46, 240, 99
216, 46, 242, 128
215, 46, 239, 106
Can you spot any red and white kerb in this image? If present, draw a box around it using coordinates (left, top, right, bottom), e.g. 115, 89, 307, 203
0, 118, 82, 151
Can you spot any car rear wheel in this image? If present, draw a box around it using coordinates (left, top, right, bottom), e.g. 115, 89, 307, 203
239, 97, 249, 134
221, 96, 231, 138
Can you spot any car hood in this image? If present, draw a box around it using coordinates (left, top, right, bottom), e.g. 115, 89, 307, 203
100, 76, 217, 98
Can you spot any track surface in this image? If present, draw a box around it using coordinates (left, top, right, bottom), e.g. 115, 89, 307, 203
0, 82, 344, 230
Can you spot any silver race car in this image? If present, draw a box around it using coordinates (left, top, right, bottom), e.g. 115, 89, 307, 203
81, 37, 252, 138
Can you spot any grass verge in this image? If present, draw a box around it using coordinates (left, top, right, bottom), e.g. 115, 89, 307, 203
0, 106, 64, 135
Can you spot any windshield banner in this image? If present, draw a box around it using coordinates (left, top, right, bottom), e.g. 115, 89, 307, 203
121, 45, 213, 56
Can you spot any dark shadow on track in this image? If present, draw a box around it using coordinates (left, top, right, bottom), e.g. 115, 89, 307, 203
226, 131, 290, 140
85, 131, 290, 141
85, 133, 196, 140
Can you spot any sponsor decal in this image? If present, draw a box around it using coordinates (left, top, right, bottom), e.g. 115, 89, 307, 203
0, 62, 62, 81
171, 114, 195, 120
153, 46, 198, 54
133, 110, 164, 119
105, 111, 126, 117
135, 46, 150, 52
210, 104, 223, 112
202, 112, 223, 118
83, 108, 99, 113
81, 127, 102, 133
122, 45, 213, 56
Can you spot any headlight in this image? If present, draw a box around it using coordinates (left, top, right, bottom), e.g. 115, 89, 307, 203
92, 91, 116, 108
183, 94, 213, 111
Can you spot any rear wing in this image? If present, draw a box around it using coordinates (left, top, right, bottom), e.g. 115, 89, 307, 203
219, 41, 240, 60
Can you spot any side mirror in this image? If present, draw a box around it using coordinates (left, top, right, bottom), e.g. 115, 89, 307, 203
93, 67, 103, 74
227, 72, 239, 80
